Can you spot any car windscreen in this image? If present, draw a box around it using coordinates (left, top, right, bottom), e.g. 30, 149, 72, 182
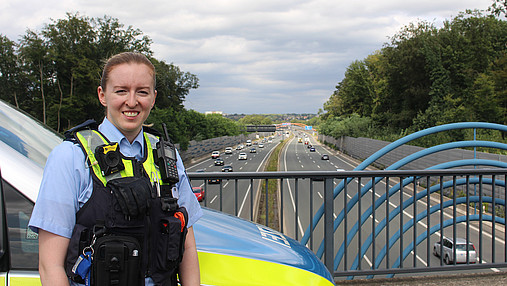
0, 100, 62, 167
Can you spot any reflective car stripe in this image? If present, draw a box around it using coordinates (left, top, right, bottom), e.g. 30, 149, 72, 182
8, 276, 41, 285
198, 251, 334, 286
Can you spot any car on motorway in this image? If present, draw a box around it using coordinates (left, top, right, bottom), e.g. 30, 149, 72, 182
207, 178, 222, 184
192, 186, 205, 202
310, 147, 316, 152
307, 144, 312, 148
250, 148, 257, 153
222, 165, 233, 172
246, 139, 252, 146
236, 144, 244, 150
258, 143, 264, 148
211, 150, 220, 158
433, 237, 477, 264
224, 147, 233, 154
238, 152, 247, 160
321, 154, 329, 160
214, 158, 224, 166
0, 99, 334, 285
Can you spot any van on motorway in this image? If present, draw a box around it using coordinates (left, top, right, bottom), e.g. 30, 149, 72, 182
246, 139, 252, 146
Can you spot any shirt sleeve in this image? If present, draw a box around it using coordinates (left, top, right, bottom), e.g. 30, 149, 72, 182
28, 141, 92, 238
175, 149, 203, 228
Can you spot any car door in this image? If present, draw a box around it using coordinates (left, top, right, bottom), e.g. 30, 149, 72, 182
0, 171, 40, 285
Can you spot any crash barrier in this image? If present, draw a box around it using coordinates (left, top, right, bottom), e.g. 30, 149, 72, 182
188, 169, 507, 280
318, 135, 507, 181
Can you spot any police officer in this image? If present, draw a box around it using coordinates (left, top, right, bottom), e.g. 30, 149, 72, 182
29, 52, 203, 286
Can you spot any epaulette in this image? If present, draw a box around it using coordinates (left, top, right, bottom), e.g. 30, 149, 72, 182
64, 119, 99, 142
143, 125, 163, 138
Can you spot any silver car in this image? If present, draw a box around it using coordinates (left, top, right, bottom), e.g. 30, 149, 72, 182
433, 237, 477, 264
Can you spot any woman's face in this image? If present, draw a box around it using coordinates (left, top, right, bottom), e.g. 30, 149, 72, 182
98, 63, 157, 142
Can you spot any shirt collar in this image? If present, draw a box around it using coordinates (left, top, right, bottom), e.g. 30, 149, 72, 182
98, 118, 145, 159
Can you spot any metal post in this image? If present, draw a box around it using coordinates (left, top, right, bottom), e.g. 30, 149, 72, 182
324, 177, 334, 275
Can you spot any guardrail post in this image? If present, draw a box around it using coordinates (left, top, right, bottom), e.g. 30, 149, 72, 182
324, 177, 334, 275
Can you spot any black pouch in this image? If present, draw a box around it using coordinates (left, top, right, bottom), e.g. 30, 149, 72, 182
107, 176, 152, 228
92, 235, 142, 286
150, 207, 188, 285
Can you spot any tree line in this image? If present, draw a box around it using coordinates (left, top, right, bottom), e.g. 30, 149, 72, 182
320, 5, 507, 147
0, 13, 242, 149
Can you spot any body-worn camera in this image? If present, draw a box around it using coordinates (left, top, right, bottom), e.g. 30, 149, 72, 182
95, 143, 125, 176
154, 124, 179, 185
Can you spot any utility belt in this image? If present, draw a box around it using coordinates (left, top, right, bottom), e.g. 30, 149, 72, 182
66, 177, 188, 286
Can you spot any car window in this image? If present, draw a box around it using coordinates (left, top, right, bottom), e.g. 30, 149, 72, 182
3, 181, 38, 270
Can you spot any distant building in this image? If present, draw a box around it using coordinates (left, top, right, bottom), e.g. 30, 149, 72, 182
205, 111, 223, 115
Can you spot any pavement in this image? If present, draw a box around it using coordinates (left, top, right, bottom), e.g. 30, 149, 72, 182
335, 271, 507, 285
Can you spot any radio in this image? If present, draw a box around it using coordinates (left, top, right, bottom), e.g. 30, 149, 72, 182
154, 124, 179, 185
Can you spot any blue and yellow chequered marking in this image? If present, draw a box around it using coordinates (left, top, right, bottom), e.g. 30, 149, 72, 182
198, 251, 334, 286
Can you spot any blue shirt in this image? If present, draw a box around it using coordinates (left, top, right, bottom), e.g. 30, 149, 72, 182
29, 118, 202, 285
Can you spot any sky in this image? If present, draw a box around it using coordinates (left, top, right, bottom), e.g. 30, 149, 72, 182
0, 0, 493, 115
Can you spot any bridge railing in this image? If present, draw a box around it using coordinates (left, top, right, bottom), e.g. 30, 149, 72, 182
188, 168, 507, 280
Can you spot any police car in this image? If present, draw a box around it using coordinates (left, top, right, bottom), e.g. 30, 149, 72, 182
0, 100, 334, 285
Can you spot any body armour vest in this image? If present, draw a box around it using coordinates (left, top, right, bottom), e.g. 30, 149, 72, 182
64, 121, 188, 286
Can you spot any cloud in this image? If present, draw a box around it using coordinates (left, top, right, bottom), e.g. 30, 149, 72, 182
0, 0, 493, 114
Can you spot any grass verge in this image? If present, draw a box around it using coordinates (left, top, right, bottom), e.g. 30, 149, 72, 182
257, 137, 291, 231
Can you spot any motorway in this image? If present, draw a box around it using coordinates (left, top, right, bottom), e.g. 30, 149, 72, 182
186, 129, 506, 278
186, 135, 281, 221
279, 130, 506, 276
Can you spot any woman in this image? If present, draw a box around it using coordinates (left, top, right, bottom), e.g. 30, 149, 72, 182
29, 52, 202, 286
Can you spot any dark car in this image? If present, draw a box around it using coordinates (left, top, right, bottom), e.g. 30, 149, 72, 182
310, 147, 316, 152
214, 158, 224, 166
192, 186, 205, 202
307, 144, 313, 149
321, 154, 329, 160
222, 165, 233, 172
250, 148, 256, 153
207, 178, 222, 184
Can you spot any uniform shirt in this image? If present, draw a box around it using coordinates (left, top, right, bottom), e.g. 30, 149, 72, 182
29, 118, 202, 285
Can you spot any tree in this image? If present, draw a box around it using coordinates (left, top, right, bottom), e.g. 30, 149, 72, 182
18, 13, 155, 132
152, 58, 199, 111
238, 115, 273, 125
0, 35, 26, 109
489, 0, 507, 17
325, 60, 375, 118
18, 30, 53, 122
41, 13, 100, 131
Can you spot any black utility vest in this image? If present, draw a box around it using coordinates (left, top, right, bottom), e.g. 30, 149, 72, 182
64, 122, 188, 286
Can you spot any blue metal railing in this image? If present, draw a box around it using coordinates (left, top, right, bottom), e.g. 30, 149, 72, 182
188, 169, 507, 279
